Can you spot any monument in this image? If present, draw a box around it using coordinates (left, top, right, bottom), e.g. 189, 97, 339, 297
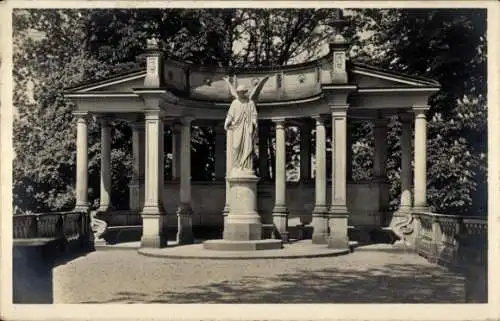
64, 29, 440, 251
203, 75, 283, 251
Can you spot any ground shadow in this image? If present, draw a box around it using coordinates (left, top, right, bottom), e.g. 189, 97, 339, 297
13, 245, 91, 304
81, 262, 467, 304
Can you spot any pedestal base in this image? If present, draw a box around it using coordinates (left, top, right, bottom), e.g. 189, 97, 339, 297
223, 223, 261, 241
203, 239, 283, 251
327, 209, 349, 250
222, 168, 262, 241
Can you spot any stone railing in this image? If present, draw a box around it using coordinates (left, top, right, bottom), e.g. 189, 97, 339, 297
13, 210, 93, 254
412, 212, 487, 303
412, 212, 487, 267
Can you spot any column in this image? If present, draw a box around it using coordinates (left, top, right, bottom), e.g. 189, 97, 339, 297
171, 123, 181, 180
272, 118, 289, 242
159, 121, 165, 212
176, 116, 194, 244
222, 127, 232, 223
328, 106, 349, 249
258, 123, 270, 180
130, 120, 145, 212
311, 115, 328, 244
141, 110, 166, 248
373, 118, 389, 180
399, 114, 413, 212
373, 118, 389, 226
74, 112, 89, 211
98, 117, 112, 212
413, 106, 429, 211
214, 122, 226, 180
300, 121, 312, 182
346, 121, 354, 181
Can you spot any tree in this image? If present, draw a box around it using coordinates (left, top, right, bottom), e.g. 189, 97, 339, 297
348, 9, 487, 215
13, 9, 135, 212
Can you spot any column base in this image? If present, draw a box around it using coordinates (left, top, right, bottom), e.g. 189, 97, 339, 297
176, 203, 194, 245
272, 206, 289, 243
140, 212, 167, 249
327, 207, 349, 250
311, 206, 329, 244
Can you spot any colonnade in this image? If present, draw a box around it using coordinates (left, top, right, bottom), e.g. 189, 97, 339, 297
73, 105, 429, 248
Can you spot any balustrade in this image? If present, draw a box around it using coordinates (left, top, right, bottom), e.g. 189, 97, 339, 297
13, 211, 92, 255
412, 212, 487, 268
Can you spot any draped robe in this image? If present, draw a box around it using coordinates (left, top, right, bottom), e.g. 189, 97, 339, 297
226, 98, 257, 171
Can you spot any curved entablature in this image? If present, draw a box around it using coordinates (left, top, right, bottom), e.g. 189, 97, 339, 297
64, 49, 441, 117
163, 53, 332, 103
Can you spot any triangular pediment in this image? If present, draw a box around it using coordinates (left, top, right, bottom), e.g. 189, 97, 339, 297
65, 69, 146, 93
350, 62, 440, 89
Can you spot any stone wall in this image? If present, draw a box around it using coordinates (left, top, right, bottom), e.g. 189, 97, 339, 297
128, 180, 389, 228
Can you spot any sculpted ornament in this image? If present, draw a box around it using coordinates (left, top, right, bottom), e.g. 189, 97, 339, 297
223, 75, 270, 172
90, 210, 108, 241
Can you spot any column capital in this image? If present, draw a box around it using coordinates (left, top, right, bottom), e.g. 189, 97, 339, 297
272, 118, 287, 127
144, 109, 163, 120
73, 111, 90, 122
163, 117, 178, 126
312, 114, 328, 124
329, 104, 349, 115
168, 120, 181, 132
412, 105, 430, 117
97, 115, 113, 126
180, 116, 195, 125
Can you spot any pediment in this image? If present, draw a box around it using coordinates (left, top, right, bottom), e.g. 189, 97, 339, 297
65, 70, 146, 93
350, 62, 440, 89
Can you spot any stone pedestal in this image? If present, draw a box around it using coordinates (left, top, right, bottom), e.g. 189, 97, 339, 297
204, 168, 282, 251
327, 211, 349, 249
224, 169, 261, 240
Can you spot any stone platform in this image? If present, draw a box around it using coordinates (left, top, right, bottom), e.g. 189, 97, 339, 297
137, 239, 356, 260
203, 239, 283, 251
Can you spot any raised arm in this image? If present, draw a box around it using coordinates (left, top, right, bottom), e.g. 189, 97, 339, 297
223, 76, 238, 99
249, 75, 270, 101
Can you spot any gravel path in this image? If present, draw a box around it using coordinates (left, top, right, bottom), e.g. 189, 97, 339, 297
51, 244, 466, 303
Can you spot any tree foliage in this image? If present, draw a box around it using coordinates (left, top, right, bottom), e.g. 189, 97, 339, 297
13, 8, 486, 217
348, 9, 487, 215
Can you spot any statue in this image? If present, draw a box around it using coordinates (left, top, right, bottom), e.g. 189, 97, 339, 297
146, 37, 159, 49
223, 75, 270, 172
